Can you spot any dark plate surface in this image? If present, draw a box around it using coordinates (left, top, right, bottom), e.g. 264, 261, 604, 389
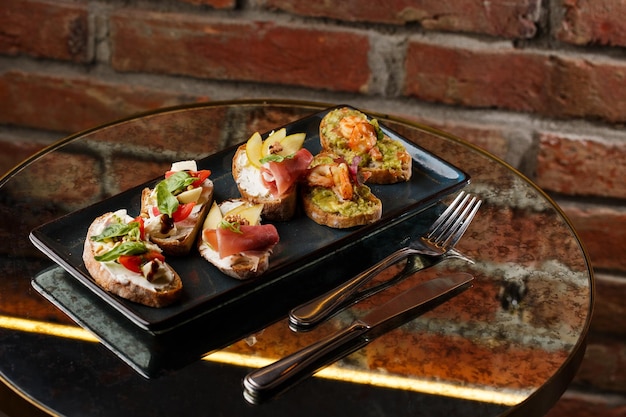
30, 105, 469, 334
31, 201, 453, 378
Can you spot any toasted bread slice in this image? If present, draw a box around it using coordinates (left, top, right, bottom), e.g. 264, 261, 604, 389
198, 246, 271, 280
83, 210, 183, 308
302, 152, 382, 229
301, 185, 382, 229
319, 107, 412, 184
140, 185, 213, 255
198, 200, 279, 280
232, 144, 298, 221
140, 162, 214, 255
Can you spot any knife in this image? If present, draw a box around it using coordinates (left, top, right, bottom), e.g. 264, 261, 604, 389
242, 273, 474, 404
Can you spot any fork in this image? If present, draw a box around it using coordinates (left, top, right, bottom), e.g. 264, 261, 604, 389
289, 191, 482, 331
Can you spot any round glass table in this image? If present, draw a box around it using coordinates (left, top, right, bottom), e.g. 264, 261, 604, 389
0, 100, 593, 417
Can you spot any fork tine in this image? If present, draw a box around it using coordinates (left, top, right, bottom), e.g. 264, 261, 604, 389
425, 191, 467, 238
441, 196, 482, 249
426, 192, 472, 242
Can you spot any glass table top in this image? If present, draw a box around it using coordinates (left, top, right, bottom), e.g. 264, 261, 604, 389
0, 100, 593, 417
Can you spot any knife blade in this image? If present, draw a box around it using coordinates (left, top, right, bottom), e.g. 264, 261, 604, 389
242, 273, 474, 404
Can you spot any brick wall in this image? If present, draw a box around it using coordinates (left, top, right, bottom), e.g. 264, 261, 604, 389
1, 0, 626, 415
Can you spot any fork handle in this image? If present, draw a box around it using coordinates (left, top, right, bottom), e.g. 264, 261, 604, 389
289, 247, 416, 330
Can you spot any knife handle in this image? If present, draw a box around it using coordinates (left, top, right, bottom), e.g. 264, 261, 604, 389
243, 322, 371, 403
289, 248, 415, 330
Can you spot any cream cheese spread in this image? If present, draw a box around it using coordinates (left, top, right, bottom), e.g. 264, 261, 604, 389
235, 150, 271, 198
93, 210, 175, 290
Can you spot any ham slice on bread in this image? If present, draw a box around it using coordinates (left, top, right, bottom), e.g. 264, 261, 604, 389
232, 130, 313, 221
259, 148, 314, 197
198, 199, 280, 280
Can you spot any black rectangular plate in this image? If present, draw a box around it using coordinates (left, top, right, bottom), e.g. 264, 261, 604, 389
30, 105, 469, 334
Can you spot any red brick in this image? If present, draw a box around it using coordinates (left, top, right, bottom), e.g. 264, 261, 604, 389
562, 203, 626, 272
0, 0, 89, 62
548, 56, 626, 122
402, 114, 511, 160
588, 273, 626, 335
404, 40, 626, 123
177, 0, 235, 8
556, 0, 626, 47
404, 40, 550, 113
265, 0, 541, 39
0, 71, 208, 133
547, 391, 626, 417
536, 133, 626, 199
0, 255, 72, 325
366, 330, 569, 390
110, 10, 371, 93
5, 151, 101, 211
574, 334, 626, 393
243, 106, 327, 136
0, 139, 48, 178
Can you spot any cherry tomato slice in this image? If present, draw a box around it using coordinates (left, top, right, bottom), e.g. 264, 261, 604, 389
191, 170, 211, 187
172, 202, 196, 223
118, 251, 166, 274
145, 251, 165, 263
118, 255, 142, 273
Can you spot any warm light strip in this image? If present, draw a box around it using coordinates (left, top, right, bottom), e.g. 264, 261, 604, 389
204, 351, 529, 406
0, 315, 529, 406
0, 315, 98, 342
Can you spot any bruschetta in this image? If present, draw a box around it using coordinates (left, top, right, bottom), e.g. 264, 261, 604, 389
319, 107, 412, 184
198, 199, 280, 280
302, 152, 382, 229
82, 209, 183, 307
140, 160, 214, 255
232, 129, 313, 221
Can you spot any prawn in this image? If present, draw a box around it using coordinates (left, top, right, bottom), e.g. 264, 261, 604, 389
339, 116, 380, 158
307, 163, 353, 201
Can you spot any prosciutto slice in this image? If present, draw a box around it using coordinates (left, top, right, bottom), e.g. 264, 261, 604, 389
204, 224, 279, 258
261, 149, 313, 197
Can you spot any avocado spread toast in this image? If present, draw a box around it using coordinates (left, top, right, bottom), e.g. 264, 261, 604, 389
319, 107, 412, 184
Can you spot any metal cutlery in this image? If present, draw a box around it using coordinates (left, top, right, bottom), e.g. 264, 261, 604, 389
243, 273, 474, 404
289, 191, 482, 331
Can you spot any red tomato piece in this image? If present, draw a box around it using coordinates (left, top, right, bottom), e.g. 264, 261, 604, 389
118, 255, 142, 273
191, 170, 211, 188
119, 251, 165, 274
172, 202, 196, 222
144, 251, 165, 263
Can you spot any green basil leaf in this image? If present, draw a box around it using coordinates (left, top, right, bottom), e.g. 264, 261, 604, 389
259, 153, 294, 164
94, 241, 147, 262
163, 171, 195, 194
155, 180, 179, 217
219, 219, 243, 234
90, 222, 139, 242
154, 171, 196, 216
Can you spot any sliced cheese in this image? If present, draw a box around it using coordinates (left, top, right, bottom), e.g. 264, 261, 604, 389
170, 160, 198, 172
